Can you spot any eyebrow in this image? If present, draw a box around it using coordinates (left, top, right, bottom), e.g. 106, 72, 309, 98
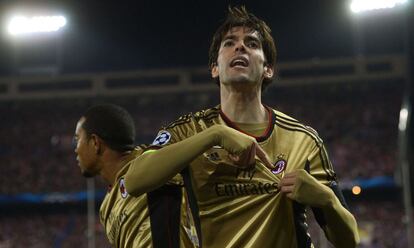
222, 34, 261, 43
222, 34, 237, 41
245, 35, 261, 43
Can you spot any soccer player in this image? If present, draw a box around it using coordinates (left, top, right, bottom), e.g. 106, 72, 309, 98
74, 104, 199, 248
125, 6, 359, 248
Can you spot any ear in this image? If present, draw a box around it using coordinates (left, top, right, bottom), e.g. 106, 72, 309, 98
263, 65, 274, 80
211, 63, 219, 79
90, 134, 103, 155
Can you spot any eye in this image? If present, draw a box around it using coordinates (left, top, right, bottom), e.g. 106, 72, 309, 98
246, 40, 259, 49
223, 40, 234, 47
72, 136, 79, 148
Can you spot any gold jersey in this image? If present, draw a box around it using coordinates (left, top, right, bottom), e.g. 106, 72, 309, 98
152, 106, 339, 248
100, 146, 199, 248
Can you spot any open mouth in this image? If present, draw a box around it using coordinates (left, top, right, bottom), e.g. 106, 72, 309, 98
230, 57, 249, 67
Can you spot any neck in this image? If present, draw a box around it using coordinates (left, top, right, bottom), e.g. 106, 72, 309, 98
220, 83, 267, 123
100, 151, 131, 185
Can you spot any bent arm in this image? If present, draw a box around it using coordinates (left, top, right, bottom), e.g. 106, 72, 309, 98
281, 170, 359, 248
322, 193, 359, 248
125, 126, 219, 196
314, 183, 359, 248
309, 142, 359, 247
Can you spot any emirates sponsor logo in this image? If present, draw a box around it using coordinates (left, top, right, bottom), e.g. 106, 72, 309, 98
215, 182, 279, 196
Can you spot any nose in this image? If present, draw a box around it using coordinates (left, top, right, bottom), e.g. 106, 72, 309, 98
235, 41, 246, 53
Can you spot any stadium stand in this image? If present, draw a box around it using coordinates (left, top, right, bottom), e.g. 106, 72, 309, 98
0, 55, 407, 247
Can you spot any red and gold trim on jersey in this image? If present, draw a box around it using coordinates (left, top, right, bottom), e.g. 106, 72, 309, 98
219, 105, 276, 142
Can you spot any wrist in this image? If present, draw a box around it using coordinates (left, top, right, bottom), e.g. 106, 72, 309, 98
205, 125, 221, 147
321, 186, 338, 209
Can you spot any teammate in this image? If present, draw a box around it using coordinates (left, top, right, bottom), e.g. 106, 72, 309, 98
125, 6, 359, 248
74, 104, 199, 248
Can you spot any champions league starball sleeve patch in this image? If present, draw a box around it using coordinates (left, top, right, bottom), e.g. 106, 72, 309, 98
151, 131, 171, 146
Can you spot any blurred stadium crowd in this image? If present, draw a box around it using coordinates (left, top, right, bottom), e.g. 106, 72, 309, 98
0, 80, 405, 247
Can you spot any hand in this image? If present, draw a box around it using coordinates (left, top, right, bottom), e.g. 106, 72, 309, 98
212, 125, 274, 169
279, 169, 334, 208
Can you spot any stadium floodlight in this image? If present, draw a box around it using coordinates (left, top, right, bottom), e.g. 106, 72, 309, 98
351, 185, 362, 195
350, 0, 408, 13
399, 107, 409, 131
7, 15, 66, 35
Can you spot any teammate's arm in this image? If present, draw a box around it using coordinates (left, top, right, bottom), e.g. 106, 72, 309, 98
125, 125, 273, 196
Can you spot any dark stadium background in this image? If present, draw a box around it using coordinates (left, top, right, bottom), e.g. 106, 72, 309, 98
0, 0, 408, 73
0, 0, 413, 247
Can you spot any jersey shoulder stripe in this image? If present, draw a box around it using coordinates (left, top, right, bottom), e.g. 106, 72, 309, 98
165, 113, 193, 129
275, 110, 320, 138
165, 106, 220, 130
319, 146, 336, 179
193, 106, 220, 121
273, 109, 336, 179
274, 110, 300, 123
276, 121, 336, 179
274, 111, 323, 145
276, 121, 322, 147
136, 144, 151, 151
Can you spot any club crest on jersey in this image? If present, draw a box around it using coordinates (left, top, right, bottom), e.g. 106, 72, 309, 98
119, 178, 128, 198
271, 154, 287, 174
152, 131, 171, 146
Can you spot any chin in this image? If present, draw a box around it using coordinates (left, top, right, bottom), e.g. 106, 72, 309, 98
227, 76, 255, 85
81, 170, 95, 178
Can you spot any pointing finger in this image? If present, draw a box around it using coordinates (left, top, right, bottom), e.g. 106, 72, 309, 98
255, 144, 274, 169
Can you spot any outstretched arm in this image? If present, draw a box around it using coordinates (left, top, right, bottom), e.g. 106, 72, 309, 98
125, 125, 273, 196
279, 169, 359, 248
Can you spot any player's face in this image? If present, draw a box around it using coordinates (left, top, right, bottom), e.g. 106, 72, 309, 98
74, 117, 99, 177
211, 26, 273, 88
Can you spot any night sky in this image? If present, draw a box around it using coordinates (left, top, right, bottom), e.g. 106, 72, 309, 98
0, 0, 409, 76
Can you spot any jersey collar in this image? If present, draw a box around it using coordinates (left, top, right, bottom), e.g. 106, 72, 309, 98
219, 105, 275, 142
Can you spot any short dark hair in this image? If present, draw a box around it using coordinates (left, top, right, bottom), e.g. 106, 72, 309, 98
208, 6, 277, 90
82, 104, 135, 152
